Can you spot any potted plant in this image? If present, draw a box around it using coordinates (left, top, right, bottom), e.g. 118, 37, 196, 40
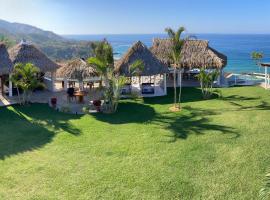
93, 100, 102, 112
51, 97, 57, 108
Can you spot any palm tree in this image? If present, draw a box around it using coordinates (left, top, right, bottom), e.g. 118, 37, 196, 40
10, 63, 43, 104
88, 40, 114, 88
165, 27, 185, 110
129, 59, 144, 85
88, 40, 145, 113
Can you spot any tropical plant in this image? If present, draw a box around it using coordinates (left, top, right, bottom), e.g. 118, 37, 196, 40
165, 27, 185, 110
10, 63, 43, 104
88, 40, 145, 113
259, 171, 270, 200
196, 68, 220, 99
251, 51, 264, 66
88, 40, 125, 113
129, 59, 144, 85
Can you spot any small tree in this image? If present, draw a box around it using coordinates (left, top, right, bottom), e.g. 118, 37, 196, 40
165, 27, 186, 110
251, 51, 264, 66
196, 68, 219, 99
10, 63, 43, 104
88, 40, 145, 113
88, 40, 126, 113
129, 59, 144, 85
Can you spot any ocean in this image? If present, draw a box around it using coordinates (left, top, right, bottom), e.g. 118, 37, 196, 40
64, 34, 270, 73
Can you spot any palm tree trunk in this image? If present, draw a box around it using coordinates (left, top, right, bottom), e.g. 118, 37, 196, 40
178, 68, 182, 108
173, 67, 177, 107
16, 86, 21, 105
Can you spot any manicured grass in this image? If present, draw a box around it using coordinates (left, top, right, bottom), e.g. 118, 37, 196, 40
0, 86, 270, 199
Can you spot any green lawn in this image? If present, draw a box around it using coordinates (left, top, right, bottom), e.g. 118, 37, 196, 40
0, 86, 269, 199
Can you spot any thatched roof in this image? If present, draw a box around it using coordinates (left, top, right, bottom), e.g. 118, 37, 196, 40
9, 42, 59, 72
56, 58, 98, 80
115, 41, 168, 76
0, 43, 13, 75
260, 63, 270, 67
150, 39, 227, 69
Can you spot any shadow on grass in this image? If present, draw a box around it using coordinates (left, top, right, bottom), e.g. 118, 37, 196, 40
93, 100, 238, 142
219, 95, 270, 111
143, 87, 219, 105
0, 104, 81, 160
93, 101, 156, 124
154, 106, 238, 142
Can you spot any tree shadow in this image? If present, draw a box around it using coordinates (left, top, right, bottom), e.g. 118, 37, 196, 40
92, 101, 156, 124
153, 106, 238, 142
0, 104, 81, 160
227, 100, 270, 111
143, 87, 219, 105
222, 95, 260, 101
14, 104, 82, 136
218, 94, 270, 112
93, 100, 237, 142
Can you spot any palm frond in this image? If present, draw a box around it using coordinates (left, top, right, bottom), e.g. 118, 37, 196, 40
87, 57, 107, 75
129, 59, 145, 76
165, 27, 175, 39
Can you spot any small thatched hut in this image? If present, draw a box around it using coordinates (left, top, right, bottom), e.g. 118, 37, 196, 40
9, 42, 59, 72
9, 41, 59, 92
56, 58, 99, 90
116, 41, 168, 96
151, 39, 227, 86
0, 43, 13, 95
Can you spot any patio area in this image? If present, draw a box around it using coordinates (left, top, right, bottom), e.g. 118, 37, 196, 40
0, 88, 103, 114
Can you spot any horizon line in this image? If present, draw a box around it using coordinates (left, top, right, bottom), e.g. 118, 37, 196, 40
61, 32, 270, 36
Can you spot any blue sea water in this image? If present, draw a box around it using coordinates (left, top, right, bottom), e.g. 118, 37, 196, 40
64, 34, 270, 73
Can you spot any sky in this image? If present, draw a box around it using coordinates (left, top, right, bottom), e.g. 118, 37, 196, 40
0, 0, 270, 35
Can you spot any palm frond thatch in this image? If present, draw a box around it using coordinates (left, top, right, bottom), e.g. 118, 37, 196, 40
56, 58, 98, 79
9, 42, 59, 72
0, 43, 13, 75
115, 41, 168, 76
150, 39, 227, 68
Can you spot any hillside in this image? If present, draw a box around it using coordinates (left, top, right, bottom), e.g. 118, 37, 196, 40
0, 19, 95, 60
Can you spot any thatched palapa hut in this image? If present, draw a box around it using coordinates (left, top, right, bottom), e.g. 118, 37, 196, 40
9, 41, 59, 93
0, 43, 13, 96
56, 58, 99, 90
151, 39, 227, 86
116, 41, 168, 96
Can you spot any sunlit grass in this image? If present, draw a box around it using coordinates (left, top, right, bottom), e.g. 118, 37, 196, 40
0, 86, 269, 199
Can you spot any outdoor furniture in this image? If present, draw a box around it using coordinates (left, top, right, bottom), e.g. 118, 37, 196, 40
69, 81, 76, 88
74, 91, 87, 103
121, 84, 132, 95
141, 83, 154, 94
87, 82, 94, 90
51, 97, 57, 108
67, 87, 75, 102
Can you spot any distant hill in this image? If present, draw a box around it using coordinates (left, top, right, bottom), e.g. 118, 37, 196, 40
0, 19, 95, 60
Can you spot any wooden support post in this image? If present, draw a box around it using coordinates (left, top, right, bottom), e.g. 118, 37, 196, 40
9, 74, 13, 97
64, 78, 68, 91
51, 71, 56, 92
164, 73, 167, 95
265, 67, 267, 89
